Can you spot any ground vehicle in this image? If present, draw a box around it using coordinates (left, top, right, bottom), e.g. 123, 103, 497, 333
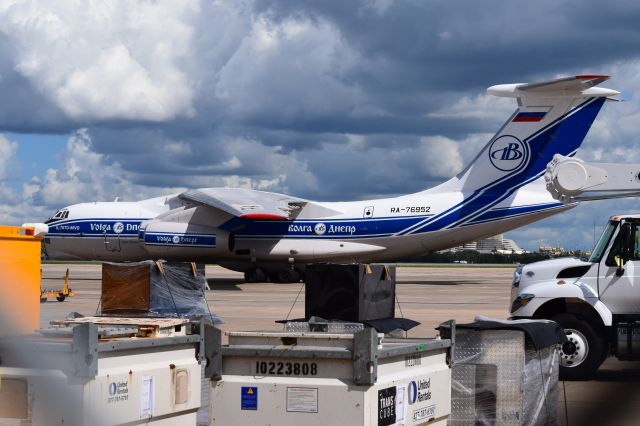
511, 215, 640, 379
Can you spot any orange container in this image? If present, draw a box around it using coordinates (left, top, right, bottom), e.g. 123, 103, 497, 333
0, 226, 42, 336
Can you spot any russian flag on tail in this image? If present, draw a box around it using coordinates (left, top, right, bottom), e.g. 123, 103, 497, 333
512, 111, 546, 122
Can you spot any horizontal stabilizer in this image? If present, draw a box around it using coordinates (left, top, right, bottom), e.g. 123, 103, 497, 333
488, 75, 619, 99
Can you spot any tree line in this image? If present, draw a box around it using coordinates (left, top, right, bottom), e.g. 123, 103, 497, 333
406, 250, 589, 265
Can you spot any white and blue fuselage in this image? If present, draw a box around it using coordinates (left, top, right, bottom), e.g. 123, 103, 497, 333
41, 76, 618, 279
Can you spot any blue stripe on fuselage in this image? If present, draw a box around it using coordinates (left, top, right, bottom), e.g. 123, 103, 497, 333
232, 203, 567, 240
461, 202, 567, 226
229, 215, 432, 239
47, 218, 147, 236
46, 202, 565, 245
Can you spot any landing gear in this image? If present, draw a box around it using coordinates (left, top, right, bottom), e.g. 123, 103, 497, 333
271, 269, 301, 283
244, 268, 267, 283
244, 266, 303, 283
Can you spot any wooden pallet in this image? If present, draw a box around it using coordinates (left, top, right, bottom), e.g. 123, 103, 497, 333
45, 316, 190, 339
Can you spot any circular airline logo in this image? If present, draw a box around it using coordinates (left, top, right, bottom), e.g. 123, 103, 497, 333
172, 235, 181, 244
488, 135, 527, 172
109, 382, 117, 396
113, 222, 124, 234
314, 223, 327, 235
408, 381, 418, 404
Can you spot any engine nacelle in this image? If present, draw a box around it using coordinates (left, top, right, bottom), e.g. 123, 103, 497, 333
138, 220, 231, 261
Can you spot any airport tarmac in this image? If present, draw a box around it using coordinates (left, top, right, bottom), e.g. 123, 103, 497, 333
41, 263, 640, 426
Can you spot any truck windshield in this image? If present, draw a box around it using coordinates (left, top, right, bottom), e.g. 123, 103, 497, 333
588, 221, 618, 263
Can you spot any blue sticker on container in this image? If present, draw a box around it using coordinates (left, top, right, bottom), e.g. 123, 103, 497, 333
241, 386, 258, 410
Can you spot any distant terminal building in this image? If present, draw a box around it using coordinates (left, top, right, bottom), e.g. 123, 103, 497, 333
538, 245, 564, 256
449, 234, 526, 254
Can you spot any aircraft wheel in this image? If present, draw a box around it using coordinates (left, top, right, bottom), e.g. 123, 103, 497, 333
56, 296, 66, 302
275, 269, 301, 283
244, 268, 266, 283
40, 297, 47, 303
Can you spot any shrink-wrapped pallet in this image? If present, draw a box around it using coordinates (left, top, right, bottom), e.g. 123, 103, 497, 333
100, 260, 220, 322
449, 320, 561, 426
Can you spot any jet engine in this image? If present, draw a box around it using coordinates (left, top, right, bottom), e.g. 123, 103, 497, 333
138, 219, 232, 262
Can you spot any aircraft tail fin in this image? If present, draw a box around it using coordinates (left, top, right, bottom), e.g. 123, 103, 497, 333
454, 75, 618, 193
398, 75, 618, 237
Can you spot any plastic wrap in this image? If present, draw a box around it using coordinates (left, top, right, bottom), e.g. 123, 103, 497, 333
523, 342, 559, 425
100, 260, 222, 323
449, 328, 558, 426
304, 263, 395, 322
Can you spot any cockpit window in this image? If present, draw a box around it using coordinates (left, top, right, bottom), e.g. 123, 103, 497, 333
45, 209, 69, 223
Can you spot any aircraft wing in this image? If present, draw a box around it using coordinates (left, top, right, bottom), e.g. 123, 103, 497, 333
177, 187, 310, 220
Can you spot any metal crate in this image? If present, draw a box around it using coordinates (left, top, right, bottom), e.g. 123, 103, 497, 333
449, 329, 559, 426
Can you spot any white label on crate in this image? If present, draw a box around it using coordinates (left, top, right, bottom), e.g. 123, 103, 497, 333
396, 385, 406, 422
107, 379, 129, 404
286, 387, 318, 413
140, 376, 155, 418
413, 404, 436, 422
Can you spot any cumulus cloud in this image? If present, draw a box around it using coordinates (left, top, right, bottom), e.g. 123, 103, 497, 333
417, 136, 466, 178
27, 129, 188, 207
0, 135, 19, 218
0, 134, 17, 179
428, 94, 514, 122
508, 199, 637, 251
1, 1, 197, 123
214, 14, 363, 127
33, 130, 122, 206
0, 134, 35, 223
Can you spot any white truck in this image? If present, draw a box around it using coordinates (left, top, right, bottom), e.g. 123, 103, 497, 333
510, 214, 640, 379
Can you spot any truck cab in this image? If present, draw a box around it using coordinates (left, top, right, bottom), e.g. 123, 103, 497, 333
510, 215, 640, 379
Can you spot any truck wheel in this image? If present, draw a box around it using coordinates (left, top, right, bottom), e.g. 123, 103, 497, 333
551, 313, 605, 380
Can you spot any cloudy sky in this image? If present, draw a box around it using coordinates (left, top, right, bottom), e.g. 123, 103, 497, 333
1, 0, 640, 250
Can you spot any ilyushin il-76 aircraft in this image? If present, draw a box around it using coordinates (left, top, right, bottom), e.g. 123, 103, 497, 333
40, 75, 619, 282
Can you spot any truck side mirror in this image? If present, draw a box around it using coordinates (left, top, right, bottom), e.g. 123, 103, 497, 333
617, 222, 634, 276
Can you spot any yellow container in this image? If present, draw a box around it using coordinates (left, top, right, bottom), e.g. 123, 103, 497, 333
0, 226, 42, 336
